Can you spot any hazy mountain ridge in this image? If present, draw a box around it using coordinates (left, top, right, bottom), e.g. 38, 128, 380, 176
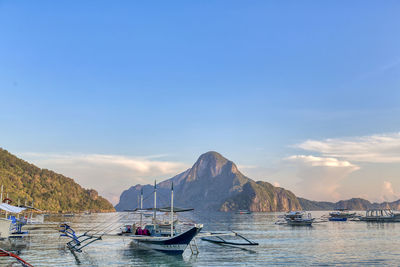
0, 148, 114, 212
115, 151, 301, 212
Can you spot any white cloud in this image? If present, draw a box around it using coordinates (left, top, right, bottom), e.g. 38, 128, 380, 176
286, 155, 358, 168
273, 181, 280, 187
296, 132, 400, 163
381, 181, 400, 202
237, 164, 257, 170
286, 155, 359, 201
19, 152, 188, 205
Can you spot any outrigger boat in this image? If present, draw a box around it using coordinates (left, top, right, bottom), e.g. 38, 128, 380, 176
119, 182, 203, 254
235, 210, 252, 214
358, 209, 400, 222
61, 182, 203, 255
276, 211, 315, 226
328, 209, 356, 221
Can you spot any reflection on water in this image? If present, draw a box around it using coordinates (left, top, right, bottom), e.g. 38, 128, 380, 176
1, 211, 400, 266
123, 243, 190, 267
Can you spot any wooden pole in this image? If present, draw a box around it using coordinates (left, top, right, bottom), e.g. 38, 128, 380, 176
140, 188, 143, 228
153, 180, 157, 225
170, 182, 174, 237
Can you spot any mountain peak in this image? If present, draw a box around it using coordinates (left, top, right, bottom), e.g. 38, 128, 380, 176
191, 151, 235, 178
197, 151, 227, 163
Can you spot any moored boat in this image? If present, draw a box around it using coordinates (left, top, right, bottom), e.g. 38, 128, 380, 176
235, 210, 252, 214
358, 209, 400, 222
283, 211, 314, 226
120, 182, 203, 254
328, 209, 356, 221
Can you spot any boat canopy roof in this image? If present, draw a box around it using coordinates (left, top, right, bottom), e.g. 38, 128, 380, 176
157, 207, 194, 212
0, 203, 26, 213
367, 208, 393, 212
128, 207, 194, 213
286, 211, 305, 215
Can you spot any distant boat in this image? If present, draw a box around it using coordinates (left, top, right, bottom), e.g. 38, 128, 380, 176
358, 209, 400, 222
282, 211, 314, 226
235, 210, 252, 214
328, 209, 356, 221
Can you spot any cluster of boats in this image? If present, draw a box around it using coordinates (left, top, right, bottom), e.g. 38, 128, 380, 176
275, 208, 400, 226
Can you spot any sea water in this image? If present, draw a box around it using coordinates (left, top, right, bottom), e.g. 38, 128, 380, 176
1, 211, 400, 266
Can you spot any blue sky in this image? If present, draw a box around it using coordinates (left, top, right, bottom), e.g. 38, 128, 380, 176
1, 1, 400, 204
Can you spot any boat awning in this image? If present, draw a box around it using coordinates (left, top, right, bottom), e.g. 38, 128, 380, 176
0, 203, 26, 213
157, 207, 194, 212
127, 207, 194, 213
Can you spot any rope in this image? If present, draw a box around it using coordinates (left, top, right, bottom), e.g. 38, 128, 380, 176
0, 248, 33, 267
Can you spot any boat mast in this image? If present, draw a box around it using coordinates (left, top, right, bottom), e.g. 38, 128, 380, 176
0, 185, 3, 202
140, 188, 143, 209
170, 182, 174, 237
153, 180, 157, 225
140, 188, 143, 228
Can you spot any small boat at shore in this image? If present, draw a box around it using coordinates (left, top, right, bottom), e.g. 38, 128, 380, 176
358, 209, 400, 222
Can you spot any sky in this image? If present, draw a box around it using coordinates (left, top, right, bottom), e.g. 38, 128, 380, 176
1, 1, 399, 205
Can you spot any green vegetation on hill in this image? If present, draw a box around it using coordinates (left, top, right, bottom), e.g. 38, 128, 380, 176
0, 148, 114, 212
220, 181, 301, 212
297, 197, 335, 210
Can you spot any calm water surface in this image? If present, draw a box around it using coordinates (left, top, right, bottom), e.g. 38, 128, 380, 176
1, 211, 400, 266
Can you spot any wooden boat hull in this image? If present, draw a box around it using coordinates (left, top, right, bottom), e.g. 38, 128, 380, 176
287, 221, 313, 226
329, 217, 347, 221
133, 226, 202, 254
359, 217, 400, 222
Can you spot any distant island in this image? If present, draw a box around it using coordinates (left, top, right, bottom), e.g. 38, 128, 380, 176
116, 151, 400, 212
116, 151, 301, 212
0, 148, 115, 212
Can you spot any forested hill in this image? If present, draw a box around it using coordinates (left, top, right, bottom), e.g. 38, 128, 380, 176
0, 148, 114, 212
